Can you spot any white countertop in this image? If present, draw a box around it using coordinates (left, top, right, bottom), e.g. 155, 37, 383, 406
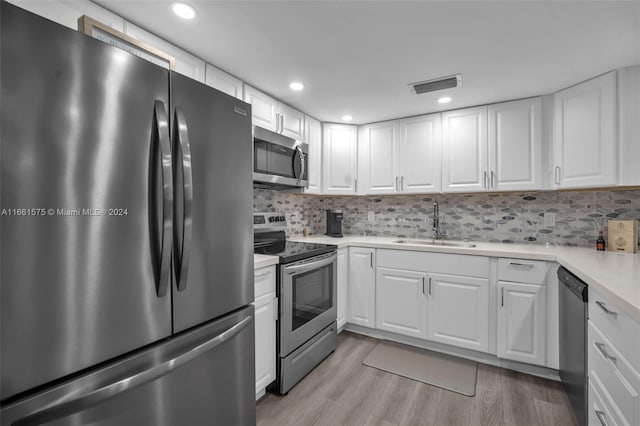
254, 254, 279, 269
289, 235, 640, 322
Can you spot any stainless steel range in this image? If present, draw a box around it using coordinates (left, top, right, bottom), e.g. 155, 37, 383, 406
254, 212, 338, 394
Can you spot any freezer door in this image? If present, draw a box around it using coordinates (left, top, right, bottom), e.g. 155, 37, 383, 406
1, 3, 172, 400
0, 306, 256, 426
170, 72, 254, 333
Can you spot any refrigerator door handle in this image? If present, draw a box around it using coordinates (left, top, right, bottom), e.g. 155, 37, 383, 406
151, 100, 173, 298
173, 108, 194, 292
12, 316, 252, 426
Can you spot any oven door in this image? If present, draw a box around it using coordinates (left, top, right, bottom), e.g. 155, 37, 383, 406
279, 252, 337, 356
253, 126, 308, 188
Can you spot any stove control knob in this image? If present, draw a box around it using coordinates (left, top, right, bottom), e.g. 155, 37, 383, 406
269, 217, 275, 222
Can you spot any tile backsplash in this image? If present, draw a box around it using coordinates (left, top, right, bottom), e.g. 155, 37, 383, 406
253, 189, 640, 247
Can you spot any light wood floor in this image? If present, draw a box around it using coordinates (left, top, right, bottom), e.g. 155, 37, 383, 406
257, 331, 577, 426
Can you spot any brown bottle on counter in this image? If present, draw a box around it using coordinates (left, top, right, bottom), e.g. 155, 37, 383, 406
596, 230, 606, 251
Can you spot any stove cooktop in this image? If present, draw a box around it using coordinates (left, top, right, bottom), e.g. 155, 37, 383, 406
254, 239, 337, 264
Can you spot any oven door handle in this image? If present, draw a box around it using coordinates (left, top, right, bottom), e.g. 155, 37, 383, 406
284, 254, 336, 276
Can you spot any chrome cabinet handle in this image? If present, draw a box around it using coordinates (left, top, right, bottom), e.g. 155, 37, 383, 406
428, 277, 432, 295
395, 176, 400, 192
370, 252, 374, 269
14, 316, 252, 425
280, 114, 285, 134
491, 171, 496, 189
595, 301, 618, 317
509, 262, 534, 270
595, 409, 608, 426
554, 166, 561, 185
483, 171, 488, 189
151, 100, 173, 298
595, 342, 617, 362
174, 108, 193, 292
354, 178, 358, 193
422, 277, 425, 295
501, 287, 504, 307
401, 176, 405, 191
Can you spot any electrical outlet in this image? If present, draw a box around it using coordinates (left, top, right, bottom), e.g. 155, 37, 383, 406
368, 211, 376, 222
544, 212, 556, 227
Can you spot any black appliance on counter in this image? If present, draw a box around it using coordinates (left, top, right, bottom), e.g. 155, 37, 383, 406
558, 266, 589, 426
326, 209, 344, 237
254, 212, 338, 394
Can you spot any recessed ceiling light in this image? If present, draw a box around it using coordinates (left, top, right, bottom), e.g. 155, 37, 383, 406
171, 2, 196, 19
438, 96, 452, 104
289, 82, 304, 91
342, 115, 353, 121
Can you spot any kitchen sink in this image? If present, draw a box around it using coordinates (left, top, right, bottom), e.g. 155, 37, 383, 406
392, 239, 476, 248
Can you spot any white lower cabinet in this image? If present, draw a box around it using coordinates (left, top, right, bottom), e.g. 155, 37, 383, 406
348, 247, 376, 327
376, 268, 427, 339
427, 273, 489, 352
497, 281, 546, 366
253, 266, 276, 399
337, 248, 348, 331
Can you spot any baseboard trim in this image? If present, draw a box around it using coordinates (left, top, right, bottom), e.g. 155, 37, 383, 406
344, 323, 560, 382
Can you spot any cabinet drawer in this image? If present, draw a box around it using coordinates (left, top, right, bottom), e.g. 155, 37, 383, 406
589, 378, 625, 426
497, 258, 549, 284
589, 288, 640, 373
254, 266, 276, 299
588, 321, 640, 426
377, 249, 489, 278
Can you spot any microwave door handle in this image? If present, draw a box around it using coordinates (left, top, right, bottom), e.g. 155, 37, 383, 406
174, 108, 193, 292
295, 146, 305, 184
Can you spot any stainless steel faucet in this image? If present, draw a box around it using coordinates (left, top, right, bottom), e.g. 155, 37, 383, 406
432, 202, 446, 240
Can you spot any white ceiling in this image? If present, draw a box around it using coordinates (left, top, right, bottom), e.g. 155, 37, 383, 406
95, 1, 640, 124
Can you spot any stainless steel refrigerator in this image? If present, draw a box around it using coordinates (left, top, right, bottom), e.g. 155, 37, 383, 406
0, 3, 255, 424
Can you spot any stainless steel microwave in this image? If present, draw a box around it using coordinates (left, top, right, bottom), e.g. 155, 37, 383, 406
253, 126, 308, 189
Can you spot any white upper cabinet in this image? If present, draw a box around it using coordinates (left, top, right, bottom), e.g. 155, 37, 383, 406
360, 122, 399, 194
488, 98, 543, 191
278, 103, 305, 141
398, 114, 442, 193
243, 85, 278, 132
553, 71, 617, 188
359, 113, 441, 195
442, 106, 489, 192
322, 123, 359, 195
618, 66, 640, 186
243, 85, 305, 140
204, 64, 243, 100
9, 0, 125, 32
123, 22, 205, 82
304, 116, 322, 194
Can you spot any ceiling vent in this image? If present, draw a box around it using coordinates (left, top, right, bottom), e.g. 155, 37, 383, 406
409, 74, 462, 95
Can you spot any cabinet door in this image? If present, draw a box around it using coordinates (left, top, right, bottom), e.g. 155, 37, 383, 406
361, 121, 399, 194
304, 116, 322, 194
322, 123, 359, 195
337, 248, 348, 330
243, 85, 277, 132
398, 113, 442, 193
488, 98, 543, 191
278, 103, 305, 140
553, 71, 617, 188
442, 106, 488, 192
497, 281, 546, 366
123, 22, 205, 82
427, 273, 489, 352
348, 247, 376, 327
376, 268, 427, 339
253, 293, 276, 397
204, 64, 243, 99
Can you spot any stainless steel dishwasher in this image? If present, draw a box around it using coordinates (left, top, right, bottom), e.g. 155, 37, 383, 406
558, 266, 588, 426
